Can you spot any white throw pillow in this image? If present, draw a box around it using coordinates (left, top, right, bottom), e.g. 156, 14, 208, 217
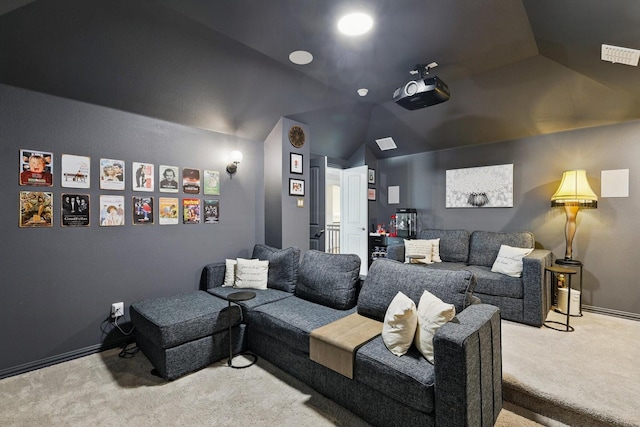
426, 238, 442, 263
491, 245, 534, 277
404, 239, 433, 264
234, 258, 269, 289
382, 291, 418, 356
222, 259, 237, 287
414, 290, 456, 364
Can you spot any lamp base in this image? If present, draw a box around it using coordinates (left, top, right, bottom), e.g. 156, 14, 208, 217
556, 258, 582, 267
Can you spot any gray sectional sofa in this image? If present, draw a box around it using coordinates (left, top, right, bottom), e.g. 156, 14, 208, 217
387, 229, 553, 327
132, 244, 502, 426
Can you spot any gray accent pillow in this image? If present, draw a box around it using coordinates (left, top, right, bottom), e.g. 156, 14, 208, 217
295, 250, 361, 310
252, 244, 300, 293
468, 231, 534, 267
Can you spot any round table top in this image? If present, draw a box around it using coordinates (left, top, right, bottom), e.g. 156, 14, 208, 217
227, 291, 257, 302
545, 265, 577, 274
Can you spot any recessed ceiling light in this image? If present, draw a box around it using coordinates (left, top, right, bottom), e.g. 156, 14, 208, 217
337, 12, 373, 36
375, 137, 397, 151
357, 88, 368, 97
289, 50, 313, 65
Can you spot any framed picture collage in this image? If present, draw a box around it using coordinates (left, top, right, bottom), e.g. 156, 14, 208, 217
18, 149, 221, 228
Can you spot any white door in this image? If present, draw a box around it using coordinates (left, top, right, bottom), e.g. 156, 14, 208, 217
340, 165, 368, 276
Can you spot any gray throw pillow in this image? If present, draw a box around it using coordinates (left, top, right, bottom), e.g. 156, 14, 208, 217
295, 250, 361, 310
252, 244, 300, 293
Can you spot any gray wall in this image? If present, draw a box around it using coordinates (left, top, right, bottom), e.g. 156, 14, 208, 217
374, 120, 640, 316
0, 84, 265, 374
264, 117, 310, 252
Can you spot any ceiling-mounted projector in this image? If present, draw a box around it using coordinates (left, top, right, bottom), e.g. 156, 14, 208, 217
393, 62, 450, 110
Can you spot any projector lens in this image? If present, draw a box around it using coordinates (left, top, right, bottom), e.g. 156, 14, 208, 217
405, 81, 418, 96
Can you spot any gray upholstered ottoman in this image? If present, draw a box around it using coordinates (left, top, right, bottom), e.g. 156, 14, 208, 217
130, 290, 245, 380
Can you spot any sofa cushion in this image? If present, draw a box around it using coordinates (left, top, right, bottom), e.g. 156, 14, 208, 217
206, 287, 293, 313
491, 244, 534, 277
252, 244, 300, 293
130, 291, 238, 350
295, 250, 361, 310
465, 265, 524, 299
248, 296, 356, 353
358, 258, 475, 321
355, 336, 436, 414
403, 239, 433, 264
381, 291, 418, 356
234, 258, 268, 289
414, 290, 456, 363
468, 230, 534, 268
418, 229, 470, 263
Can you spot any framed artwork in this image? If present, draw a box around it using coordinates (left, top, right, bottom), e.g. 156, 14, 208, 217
19, 191, 53, 227
159, 165, 179, 193
368, 188, 376, 201
368, 168, 375, 185
132, 196, 154, 225
99, 158, 125, 190
159, 197, 179, 225
289, 178, 305, 196
183, 168, 201, 194
290, 153, 303, 174
61, 154, 90, 189
204, 199, 219, 223
99, 195, 125, 226
183, 198, 200, 224
203, 170, 220, 195
132, 162, 154, 192
19, 149, 53, 187
61, 194, 90, 227
446, 164, 513, 208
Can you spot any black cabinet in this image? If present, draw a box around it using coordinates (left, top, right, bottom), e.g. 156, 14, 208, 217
369, 235, 404, 265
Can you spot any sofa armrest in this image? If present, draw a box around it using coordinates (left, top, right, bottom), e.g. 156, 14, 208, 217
521, 249, 553, 326
386, 244, 405, 262
199, 262, 226, 291
433, 304, 502, 427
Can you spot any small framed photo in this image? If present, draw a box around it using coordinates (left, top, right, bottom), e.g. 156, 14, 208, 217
132, 162, 154, 192
290, 153, 303, 174
19, 191, 53, 227
289, 178, 305, 196
61, 193, 90, 227
368, 168, 375, 185
132, 196, 154, 225
368, 188, 376, 201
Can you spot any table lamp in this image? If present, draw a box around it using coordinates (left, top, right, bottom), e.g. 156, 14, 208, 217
550, 170, 598, 265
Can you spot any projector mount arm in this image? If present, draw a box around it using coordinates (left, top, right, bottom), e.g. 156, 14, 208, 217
409, 62, 438, 80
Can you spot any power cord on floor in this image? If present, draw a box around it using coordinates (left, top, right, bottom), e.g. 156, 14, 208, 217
118, 342, 139, 358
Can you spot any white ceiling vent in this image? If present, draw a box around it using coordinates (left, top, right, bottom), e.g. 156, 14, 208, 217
601, 44, 639, 66
375, 137, 397, 151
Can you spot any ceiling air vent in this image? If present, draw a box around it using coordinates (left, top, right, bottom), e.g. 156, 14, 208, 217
375, 137, 397, 151
601, 44, 639, 66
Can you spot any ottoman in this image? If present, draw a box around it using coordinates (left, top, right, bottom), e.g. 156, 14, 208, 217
130, 290, 245, 380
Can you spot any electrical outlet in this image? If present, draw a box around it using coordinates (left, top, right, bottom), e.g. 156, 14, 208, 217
111, 302, 124, 319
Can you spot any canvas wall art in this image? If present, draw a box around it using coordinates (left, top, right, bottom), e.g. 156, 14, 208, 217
446, 164, 513, 208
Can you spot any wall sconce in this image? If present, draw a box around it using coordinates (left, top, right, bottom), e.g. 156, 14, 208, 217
226, 150, 243, 178
550, 170, 598, 265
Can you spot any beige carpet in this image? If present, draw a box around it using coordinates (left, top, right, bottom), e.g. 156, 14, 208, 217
0, 346, 536, 426
502, 311, 640, 427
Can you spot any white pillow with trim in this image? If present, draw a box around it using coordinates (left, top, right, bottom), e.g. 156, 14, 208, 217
234, 258, 269, 289
404, 239, 433, 264
222, 259, 237, 287
382, 291, 418, 356
491, 244, 534, 277
414, 290, 456, 363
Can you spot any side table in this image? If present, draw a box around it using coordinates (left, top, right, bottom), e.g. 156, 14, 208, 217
555, 259, 583, 317
544, 265, 577, 332
225, 291, 258, 368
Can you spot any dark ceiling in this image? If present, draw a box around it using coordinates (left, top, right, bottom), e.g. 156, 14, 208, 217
1, 0, 639, 160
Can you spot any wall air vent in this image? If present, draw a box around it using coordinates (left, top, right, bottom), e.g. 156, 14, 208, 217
601, 44, 639, 66
375, 137, 397, 151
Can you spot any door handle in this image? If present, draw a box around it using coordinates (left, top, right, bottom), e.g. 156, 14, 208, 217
313, 229, 325, 238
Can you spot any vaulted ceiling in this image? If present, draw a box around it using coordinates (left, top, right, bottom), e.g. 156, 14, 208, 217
1, 0, 639, 160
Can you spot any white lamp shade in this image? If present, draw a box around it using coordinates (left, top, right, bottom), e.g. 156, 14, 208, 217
230, 150, 243, 164
551, 170, 598, 208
